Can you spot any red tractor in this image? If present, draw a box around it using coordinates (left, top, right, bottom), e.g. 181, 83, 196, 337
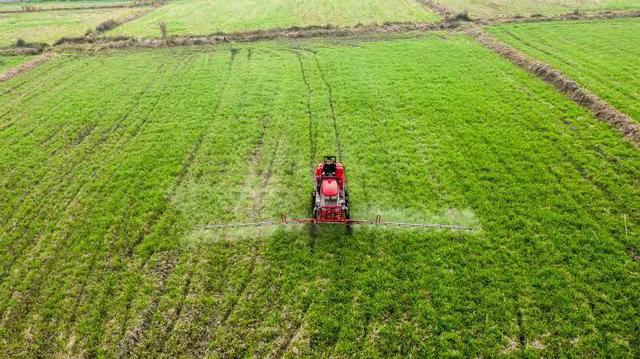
310, 156, 351, 233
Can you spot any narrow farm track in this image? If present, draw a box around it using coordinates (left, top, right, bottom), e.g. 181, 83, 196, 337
0, 52, 57, 82
0, 57, 80, 123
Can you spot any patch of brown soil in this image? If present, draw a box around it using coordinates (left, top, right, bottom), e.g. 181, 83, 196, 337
0, 52, 57, 82
468, 29, 640, 147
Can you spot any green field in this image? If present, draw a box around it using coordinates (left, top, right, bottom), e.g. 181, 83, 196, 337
437, 0, 640, 18
0, 7, 146, 46
0, 1, 132, 11
0, 55, 32, 73
1, 34, 639, 357
490, 18, 640, 122
108, 0, 438, 37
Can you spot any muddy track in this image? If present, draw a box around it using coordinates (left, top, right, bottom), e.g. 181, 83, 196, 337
468, 29, 640, 147
312, 55, 343, 162
296, 53, 318, 169
0, 52, 57, 83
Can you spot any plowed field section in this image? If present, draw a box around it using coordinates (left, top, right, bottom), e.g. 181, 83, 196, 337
490, 18, 640, 122
0, 35, 639, 357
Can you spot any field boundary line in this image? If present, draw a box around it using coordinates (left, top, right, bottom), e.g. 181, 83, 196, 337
48, 3, 167, 48
47, 8, 640, 53
0, 2, 159, 14
468, 29, 640, 147
54, 21, 465, 50
0, 52, 57, 82
0, 9, 638, 55
478, 9, 640, 25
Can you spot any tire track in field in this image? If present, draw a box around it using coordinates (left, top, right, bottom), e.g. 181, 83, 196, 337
295, 52, 318, 168
151, 254, 195, 355
1, 58, 173, 240
312, 55, 344, 162
117, 253, 179, 359
0, 55, 73, 98
203, 132, 283, 355
119, 52, 236, 357
0, 75, 119, 281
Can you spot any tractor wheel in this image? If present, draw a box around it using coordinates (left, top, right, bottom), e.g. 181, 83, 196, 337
345, 206, 352, 235
310, 193, 318, 236
309, 222, 318, 236
310, 192, 317, 215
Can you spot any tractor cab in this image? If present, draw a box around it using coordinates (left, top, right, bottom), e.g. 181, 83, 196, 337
311, 156, 350, 226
